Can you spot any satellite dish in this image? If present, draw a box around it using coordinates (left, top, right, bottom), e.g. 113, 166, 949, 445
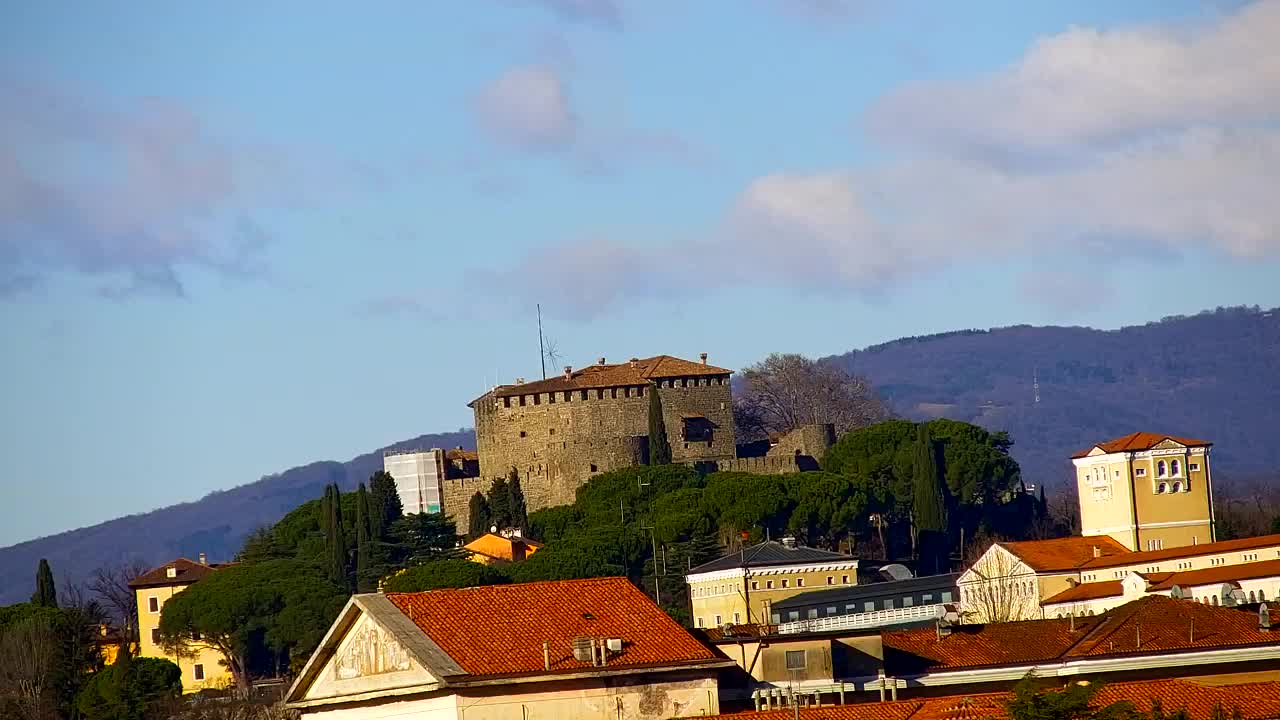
880, 564, 914, 582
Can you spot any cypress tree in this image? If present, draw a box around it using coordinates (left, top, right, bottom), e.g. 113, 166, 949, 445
355, 483, 373, 592
368, 471, 403, 540
32, 557, 58, 607
467, 492, 492, 539
508, 468, 528, 533
487, 474, 512, 531
913, 425, 948, 573
324, 484, 349, 591
648, 383, 672, 465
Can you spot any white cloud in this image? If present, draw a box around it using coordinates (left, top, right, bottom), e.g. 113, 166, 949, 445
474, 65, 578, 150
866, 0, 1280, 159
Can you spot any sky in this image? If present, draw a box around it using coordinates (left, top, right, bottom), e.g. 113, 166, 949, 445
3, 0, 1279, 548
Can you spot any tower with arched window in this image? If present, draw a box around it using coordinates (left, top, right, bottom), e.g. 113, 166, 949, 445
1070, 432, 1214, 552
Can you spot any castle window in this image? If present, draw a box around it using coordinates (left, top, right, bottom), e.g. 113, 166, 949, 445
590, 463, 598, 472
682, 415, 716, 443
549, 392, 555, 403
533, 394, 540, 405
519, 431, 527, 438
733, 612, 741, 623
637, 385, 645, 397
503, 397, 511, 408
1135, 468, 1146, 477
519, 395, 526, 406
580, 390, 588, 401
549, 428, 555, 435
564, 391, 571, 402
1170, 459, 1181, 476
596, 389, 604, 399
1189, 462, 1200, 471
611, 388, 617, 399
1157, 460, 1167, 477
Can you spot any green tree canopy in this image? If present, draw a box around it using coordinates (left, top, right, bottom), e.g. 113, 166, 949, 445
381, 559, 509, 592
75, 646, 181, 720
467, 492, 492, 539
368, 470, 403, 540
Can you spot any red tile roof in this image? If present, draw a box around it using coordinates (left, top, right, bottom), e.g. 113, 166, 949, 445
1041, 580, 1125, 606
998, 536, 1130, 572
477, 355, 731, 400
718, 679, 1280, 720
884, 596, 1280, 673
1071, 431, 1211, 459
1079, 533, 1280, 570
385, 577, 719, 678
1147, 558, 1280, 591
127, 558, 223, 589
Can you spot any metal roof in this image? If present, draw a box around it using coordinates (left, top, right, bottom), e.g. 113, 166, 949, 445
687, 540, 854, 574
771, 573, 961, 610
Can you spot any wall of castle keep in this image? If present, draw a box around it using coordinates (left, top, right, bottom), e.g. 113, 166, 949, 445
467, 376, 735, 520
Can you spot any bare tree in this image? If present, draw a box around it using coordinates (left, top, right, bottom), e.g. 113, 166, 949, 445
90, 559, 151, 647
0, 616, 58, 720
958, 535, 1039, 623
735, 353, 890, 441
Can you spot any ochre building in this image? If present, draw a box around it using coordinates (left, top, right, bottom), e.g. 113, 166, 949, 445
464, 354, 735, 521
130, 556, 234, 692
1071, 431, 1214, 552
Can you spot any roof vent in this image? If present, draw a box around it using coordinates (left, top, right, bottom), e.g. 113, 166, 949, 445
571, 636, 594, 663
780, 536, 797, 549
597, 357, 606, 366
165, 566, 177, 579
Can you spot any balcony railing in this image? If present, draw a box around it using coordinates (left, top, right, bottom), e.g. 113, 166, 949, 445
777, 603, 942, 634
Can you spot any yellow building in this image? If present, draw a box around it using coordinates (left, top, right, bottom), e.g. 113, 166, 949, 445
685, 539, 859, 629
463, 532, 542, 565
129, 556, 234, 692
1071, 432, 1214, 552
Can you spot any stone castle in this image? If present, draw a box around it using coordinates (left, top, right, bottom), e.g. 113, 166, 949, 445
439, 353, 835, 529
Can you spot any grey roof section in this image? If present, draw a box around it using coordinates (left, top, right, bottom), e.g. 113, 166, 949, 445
771, 573, 961, 611
688, 541, 855, 574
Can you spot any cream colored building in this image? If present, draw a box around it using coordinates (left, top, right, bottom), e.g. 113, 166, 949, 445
129, 556, 234, 692
1072, 432, 1214, 552
686, 539, 859, 629
1041, 556, 1280, 617
285, 577, 732, 720
959, 532, 1280, 621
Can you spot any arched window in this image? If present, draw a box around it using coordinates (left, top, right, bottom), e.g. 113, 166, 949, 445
1157, 460, 1167, 477
1260, 589, 1267, 600
1212, 595, 1219, 605
1157, 482, 1169, 494
1250, 591, 1257, 603
1171, 459, 1181, 476
1171, 481, 1183, 493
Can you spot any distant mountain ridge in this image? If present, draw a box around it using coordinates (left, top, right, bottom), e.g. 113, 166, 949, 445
0, 430, 473, 605
3, 306, 1277, 605
825, 305, 1280, 487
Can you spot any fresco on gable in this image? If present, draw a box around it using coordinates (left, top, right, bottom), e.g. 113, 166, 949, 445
334, 617, 412, 679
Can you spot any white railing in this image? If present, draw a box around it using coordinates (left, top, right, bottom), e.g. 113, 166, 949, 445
777, 603, 942, 634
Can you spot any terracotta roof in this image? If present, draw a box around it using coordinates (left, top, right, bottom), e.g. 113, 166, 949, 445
477, 355, 731, 401
1079, 533, 1280, 570
462, 533, 542, 563
384, 577, 719, 677
997, 536, 1130, 572
700, 623, 778, 642
127, 558, 223, 589
885, 596, 1280, 674
1071, 431, 1212, 459
1041, 580, 1125, 606
717, 679, 1280, 720
1147, 558, 1280, 591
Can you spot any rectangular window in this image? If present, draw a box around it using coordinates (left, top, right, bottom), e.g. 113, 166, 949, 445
751, 581, 759, 590
807, 609, 818, 619
770, 613, 781, 624
696, 617, 705, 628
864, 601, 875, 612
842, 575, 850, 584
826, 606, 838, 615
1189, 463, 1200, 471
580, 390, 588, 400
151, 628, 160, 644
733, 612, 741, 624
922, 593, 933, 603
193, 664, 204, 681
941, 591, 953, 602
796, 578, 804, 587
785, 650, 806, 670
714, 615, 722, 625
533, 393, 541, 405
564, 391, 571, 402
781, 579, 789, 588
787, 611, 799, 621
766, 580, 773, 589
548, 392, 555, 403
845, 604, 856, 613
1135, 468, 1147, 477
503, 397, 511, 408
827, 576, 835, 585
902, 596, 914, 607
148, 596, 159, 613
611, 388, 618, 399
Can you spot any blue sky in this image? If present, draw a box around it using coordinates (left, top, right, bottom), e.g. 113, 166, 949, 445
3, 0, 1279, 548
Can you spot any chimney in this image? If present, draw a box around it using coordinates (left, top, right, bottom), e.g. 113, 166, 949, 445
700, 352, 708, 365
543, 641, 551, 670
563, 365, 573, 380
630, 357, 638, 367
198, 552, 208, 566
515, 377, 525, 385
781, 536, 797, 549
1092, 546, 1102, 558
597, 357, 606, 366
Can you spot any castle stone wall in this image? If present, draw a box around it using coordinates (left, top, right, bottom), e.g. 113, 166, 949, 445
767, 424, 836, 460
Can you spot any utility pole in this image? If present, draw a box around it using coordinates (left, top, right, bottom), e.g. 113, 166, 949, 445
537, 303, 546, 380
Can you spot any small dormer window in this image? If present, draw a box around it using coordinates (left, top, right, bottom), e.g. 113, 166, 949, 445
165, 566, 177, 579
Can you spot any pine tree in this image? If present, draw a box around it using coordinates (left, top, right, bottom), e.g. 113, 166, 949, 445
355, 483, 373, 592
508, 468, 528, 533
467, 492, 492, 539
367, 471, 403, 540
32, 557, 58, 607
648, 383, 672, 465
323, 484, 349, 592
487, 475, 512, 531
913, 425, 948, 573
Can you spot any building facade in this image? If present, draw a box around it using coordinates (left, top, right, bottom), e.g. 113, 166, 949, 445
687, 540, 860, 629
284, 577, 731, 720
465, 355, 735, 520
769, 573, 960, 632
1072, 432, 1214, 552
130, 556, 234, 693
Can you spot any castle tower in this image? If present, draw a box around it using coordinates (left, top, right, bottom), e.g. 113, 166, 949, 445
1070, 432, 1214, 552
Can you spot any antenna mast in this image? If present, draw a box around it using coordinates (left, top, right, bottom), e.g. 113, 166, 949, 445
537, 303, 546, 380
1033, 367, 1040, 404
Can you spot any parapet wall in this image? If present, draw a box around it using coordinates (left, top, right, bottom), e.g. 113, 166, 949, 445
714, 456, 814, 475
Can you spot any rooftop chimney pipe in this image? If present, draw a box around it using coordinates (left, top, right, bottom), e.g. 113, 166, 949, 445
597, 357, 606, 366
1092, 546, 1101, 558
